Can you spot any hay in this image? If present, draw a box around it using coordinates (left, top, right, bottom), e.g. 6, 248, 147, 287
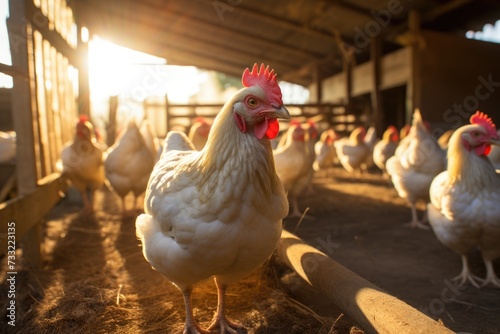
0, 188, 362, 333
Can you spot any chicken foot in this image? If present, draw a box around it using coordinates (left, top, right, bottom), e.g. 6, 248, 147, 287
288, 197, 313, 220
181, 288, 211, 334
482, 259, 500, 288
79, 188, 95, 216
207, 280, 246, 334
405, 204, 429, 230
453, 255, 484, 288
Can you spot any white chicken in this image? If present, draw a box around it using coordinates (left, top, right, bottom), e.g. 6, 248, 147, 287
274, 122, 310, 218
188, 117, 211, 150
0, 131, 16, 163
437, 129, 455, 151
303, 120, 318, 195
314, 128, 339, 172
363, 126, 378, 169
140, 119, 160, 162
386, 109, 446, 229
105, 119, 156, 214
135, 64, 289, 334
60, 116, 105, 215
428, 111, 500, 288
334, 126, 370, 174
373, 125, 399, 177
488, 130, 500, 170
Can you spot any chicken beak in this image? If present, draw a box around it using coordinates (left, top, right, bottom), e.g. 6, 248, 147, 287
267, 105, 290, 120
490, 137, 500, 146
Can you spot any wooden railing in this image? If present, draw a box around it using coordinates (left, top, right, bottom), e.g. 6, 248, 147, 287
143, 97, 363, 138
0, 0, 83, 266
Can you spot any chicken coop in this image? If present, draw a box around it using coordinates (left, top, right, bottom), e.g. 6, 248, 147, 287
1, 0, 500, 333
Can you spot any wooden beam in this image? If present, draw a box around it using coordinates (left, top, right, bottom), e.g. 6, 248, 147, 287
193, 0, 356, 42
322, 0, 377, 20
94, 18, 296, 74
422, 0, 474, 22
78, 0, 322, 60
24, 0, 79, 66
0, 63, 29, 81
386, 0, 473, 41
106, 96, 118, 147
76, 26, 90, 117
277, 230, 455, 334
407, 10, 422, 122
7, 0, 41, 266
312, 64, 322, 103
370, 36, 383, 134
343, 56, 352, 108
0, 173, 68, 256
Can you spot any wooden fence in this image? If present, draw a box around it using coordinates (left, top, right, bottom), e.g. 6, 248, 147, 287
0, 0, 85, 266
143, 96, 364, 139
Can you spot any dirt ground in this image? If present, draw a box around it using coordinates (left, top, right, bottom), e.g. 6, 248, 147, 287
1, 166, 499, 333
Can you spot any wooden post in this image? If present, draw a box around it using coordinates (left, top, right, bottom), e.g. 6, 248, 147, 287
77, 26, 90, 117
7, 0, 42, 267
343, 58, 352, 109
106, 95, 118, 147
370, 36, 383, 135
277, 230, 455, 334
165, 94, 171, 133
407, 10, 422, 124
312, 64, 322, 103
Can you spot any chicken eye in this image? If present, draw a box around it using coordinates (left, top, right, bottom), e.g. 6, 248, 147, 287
246, 97, 259, 108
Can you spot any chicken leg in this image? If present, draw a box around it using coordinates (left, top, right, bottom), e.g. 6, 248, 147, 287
453, 255, 483, 288
406, 204, 429, 230
482, 258, 500, 288
182, 288, 211, 334
79, 188, 94, 215
207, 279, 245, 334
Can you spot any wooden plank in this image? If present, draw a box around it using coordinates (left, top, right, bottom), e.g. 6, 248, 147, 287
370, 36, 383, 135
7, 0, 41, 266
33, 30, 48, 178
351, 61, 374, 97
0, 173, 68, 256
107, 95, 118, 147
43, 43, 57, 174
277, 230, 455, 334
77, 27, 90, 117
0, 63, 29, 80
407, 10, 422, 122
25, 0, 78, 66
53, 51, 64, 155
312, 65, 322, 103
380, 47, 410, 90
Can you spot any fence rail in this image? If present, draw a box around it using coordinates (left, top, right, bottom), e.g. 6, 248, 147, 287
143, 97, 364, 138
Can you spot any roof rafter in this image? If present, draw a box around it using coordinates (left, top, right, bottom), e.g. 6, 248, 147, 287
80, 0, 324, 60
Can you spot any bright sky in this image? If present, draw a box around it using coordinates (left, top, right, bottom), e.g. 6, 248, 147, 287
0, 0, 12, 88
88, 37, 208, 103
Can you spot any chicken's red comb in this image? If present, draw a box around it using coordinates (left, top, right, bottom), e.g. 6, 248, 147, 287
79, 114, 89, 123
307, 119, 317, 128
194, 117, 207, 124
242, 63, 283, 105
289, 120, 301, 127
470, 111, 496, 136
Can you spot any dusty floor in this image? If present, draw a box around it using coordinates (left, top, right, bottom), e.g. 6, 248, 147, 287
1, 166, 499, 333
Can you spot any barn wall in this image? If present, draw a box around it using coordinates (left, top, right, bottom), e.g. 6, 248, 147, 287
319, 47, 410, 104
418, 30, 500, 133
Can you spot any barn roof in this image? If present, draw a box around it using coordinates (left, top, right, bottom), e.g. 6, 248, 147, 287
76, 0, 500, 86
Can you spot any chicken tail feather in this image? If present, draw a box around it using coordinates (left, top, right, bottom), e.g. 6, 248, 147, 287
161, 131, 196, 156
